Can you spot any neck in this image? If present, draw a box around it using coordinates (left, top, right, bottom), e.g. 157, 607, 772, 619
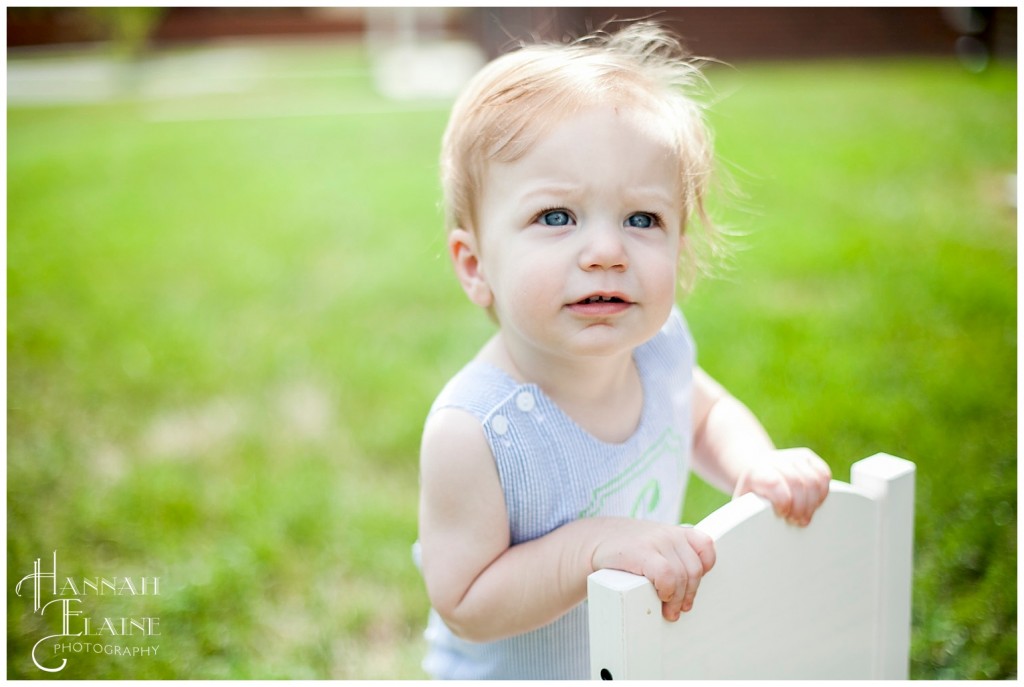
481, 333, 643, 443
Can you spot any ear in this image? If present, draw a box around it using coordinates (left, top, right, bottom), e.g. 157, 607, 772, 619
448, 228, 493, 309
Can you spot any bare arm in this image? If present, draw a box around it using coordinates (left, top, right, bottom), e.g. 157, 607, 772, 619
691, 366, 775, 492
419, 408, 715, 642
691, 366, 832, 525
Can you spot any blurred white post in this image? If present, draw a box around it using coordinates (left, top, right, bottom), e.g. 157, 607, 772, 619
364, 7, 484, 101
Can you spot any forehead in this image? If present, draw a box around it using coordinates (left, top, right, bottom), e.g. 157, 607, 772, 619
483, 72, 679, 156
489, 103, 679, 173
474, 105, 684, 227
538, 103, 676, 155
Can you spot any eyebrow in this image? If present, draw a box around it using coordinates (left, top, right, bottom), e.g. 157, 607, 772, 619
515, 182, 583, 204
516, 183, 676, 209
624, 186, 678, 208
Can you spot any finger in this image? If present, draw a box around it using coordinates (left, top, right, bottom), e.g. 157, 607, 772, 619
684, 527, 717, 574
787, 471, 811, 525
818, 472, 832, 506
650, 555, 686, 621
802, 459, 831, 509
662, 598, 685, 622
806, 453, 833, 506
792, 455, 830, 520
646, 547, 689, 621
673, 542, 705, 613
647, 557, 679, 606
766, 474, 794, 520
795, 461, 829, 524
783, 453, 818, 524
795, 448, 831, 483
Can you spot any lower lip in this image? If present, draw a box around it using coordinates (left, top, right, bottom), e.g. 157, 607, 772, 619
566, 300, 633, 317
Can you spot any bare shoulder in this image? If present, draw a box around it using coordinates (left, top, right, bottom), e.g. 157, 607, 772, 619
422, 406, 489, 460
420, 407, 504, 521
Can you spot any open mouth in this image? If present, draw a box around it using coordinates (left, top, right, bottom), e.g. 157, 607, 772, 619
568, 294, 634, 315
578, 295, 627, 305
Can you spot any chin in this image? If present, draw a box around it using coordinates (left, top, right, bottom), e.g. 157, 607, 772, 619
563, 326, 654, 358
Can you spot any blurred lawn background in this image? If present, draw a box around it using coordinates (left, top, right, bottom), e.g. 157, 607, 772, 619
7, 36, 1015, 679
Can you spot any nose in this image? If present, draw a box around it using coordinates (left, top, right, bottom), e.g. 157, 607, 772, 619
578, 222, 629, 272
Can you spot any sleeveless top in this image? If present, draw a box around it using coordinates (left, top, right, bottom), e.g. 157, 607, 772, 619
418, 306, 695, 679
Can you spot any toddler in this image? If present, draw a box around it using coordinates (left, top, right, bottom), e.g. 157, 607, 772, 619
416, 21, 832, 680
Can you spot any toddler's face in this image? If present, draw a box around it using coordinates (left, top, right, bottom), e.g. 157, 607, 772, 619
472, 105, 684, 362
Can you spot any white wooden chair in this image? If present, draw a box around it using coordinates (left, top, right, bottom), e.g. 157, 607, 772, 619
587, 453, 915, 680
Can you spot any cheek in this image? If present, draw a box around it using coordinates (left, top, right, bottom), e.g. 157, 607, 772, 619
643, 246, 682, 291
486, 250, 567, 330
498, 256, 561, 312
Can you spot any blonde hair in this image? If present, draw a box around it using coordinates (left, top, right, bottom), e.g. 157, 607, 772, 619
440, 21, 723, 286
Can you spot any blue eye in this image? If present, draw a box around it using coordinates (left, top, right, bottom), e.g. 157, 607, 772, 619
626, 213, 656, 229
539, 210, 572, 227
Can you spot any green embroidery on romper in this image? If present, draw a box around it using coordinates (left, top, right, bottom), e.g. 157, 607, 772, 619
578, 428, 682, 518
630, 479, 661, 518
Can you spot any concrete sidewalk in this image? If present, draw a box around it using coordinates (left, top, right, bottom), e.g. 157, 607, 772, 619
8, 38, 485, 108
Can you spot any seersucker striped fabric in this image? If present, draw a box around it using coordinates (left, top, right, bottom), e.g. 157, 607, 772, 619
418, 306, 695, 679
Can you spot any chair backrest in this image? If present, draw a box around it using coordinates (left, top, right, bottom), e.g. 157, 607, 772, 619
587, 453, 915, 680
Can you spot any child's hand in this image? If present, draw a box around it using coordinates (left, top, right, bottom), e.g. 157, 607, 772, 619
591, 519, 716, 621
733, 447, 832, 526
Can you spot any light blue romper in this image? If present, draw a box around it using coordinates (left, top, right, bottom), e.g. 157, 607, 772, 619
418, 306, 695, 679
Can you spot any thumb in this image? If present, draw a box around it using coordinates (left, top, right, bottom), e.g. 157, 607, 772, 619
757, 475, 793, 519
737, 466, 793, 519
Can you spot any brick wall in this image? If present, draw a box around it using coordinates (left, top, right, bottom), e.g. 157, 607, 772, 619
465, 7, 1016, 62
8, 6, 1017, 64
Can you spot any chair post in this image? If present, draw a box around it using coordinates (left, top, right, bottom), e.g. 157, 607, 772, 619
851, 453, 916, 679
587, 569, 664, 679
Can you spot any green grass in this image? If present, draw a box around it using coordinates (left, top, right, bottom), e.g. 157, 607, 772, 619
7, 43, 1016, 679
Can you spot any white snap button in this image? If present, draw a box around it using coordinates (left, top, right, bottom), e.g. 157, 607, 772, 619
492, 415, 509, 435
516, 391, 536, 412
